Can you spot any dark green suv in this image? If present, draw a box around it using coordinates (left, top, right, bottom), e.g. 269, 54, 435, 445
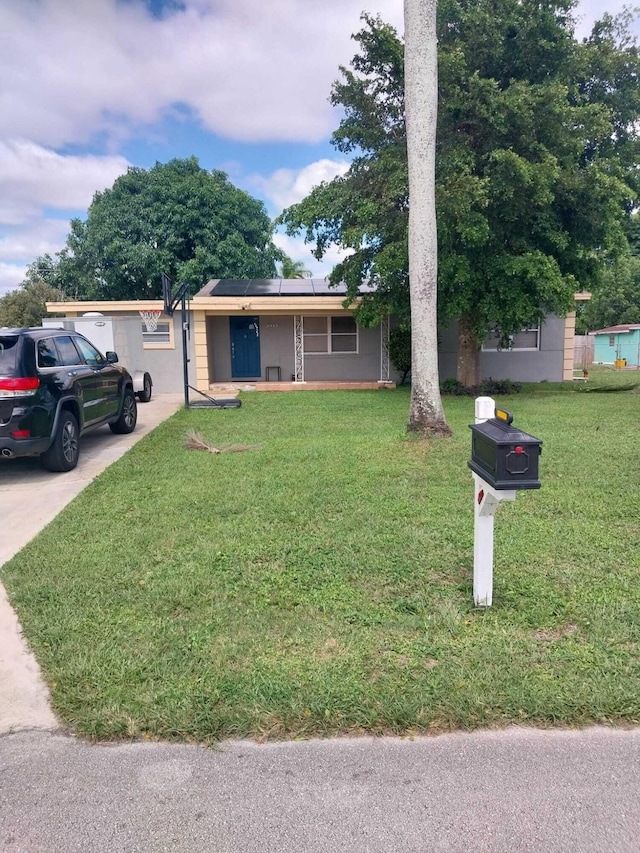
0, 327, 137, 472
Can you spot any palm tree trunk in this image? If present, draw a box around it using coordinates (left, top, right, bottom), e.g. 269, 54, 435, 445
405, 0, 451, 436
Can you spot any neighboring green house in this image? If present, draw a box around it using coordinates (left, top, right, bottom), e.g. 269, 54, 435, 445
591, 324, 640, 367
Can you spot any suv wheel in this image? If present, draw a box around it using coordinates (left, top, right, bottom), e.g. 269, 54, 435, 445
137, 373, 152, 403
41, 411, 79, 472
109, 389, 137, 434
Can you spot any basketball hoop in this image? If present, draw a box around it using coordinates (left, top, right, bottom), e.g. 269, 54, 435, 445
139, 310, 162, 333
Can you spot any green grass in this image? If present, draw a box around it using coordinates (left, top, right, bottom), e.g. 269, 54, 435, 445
522, 363, 640, 394
2, 384, 639, 742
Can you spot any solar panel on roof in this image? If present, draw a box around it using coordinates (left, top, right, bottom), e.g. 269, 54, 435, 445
203, 279, 376, 298
209, 281, 250, 296
278, 280, 315, 295
311, 279, 346, 295
246, 280, 281, 295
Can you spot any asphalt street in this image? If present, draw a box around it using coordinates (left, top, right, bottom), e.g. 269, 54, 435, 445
2, 727, 640, 852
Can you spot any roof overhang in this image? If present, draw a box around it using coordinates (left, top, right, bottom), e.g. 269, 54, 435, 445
590, 327, 639, 336
46, 296, 359, 316
46, 300, 165, 315
191, 295, 356, 314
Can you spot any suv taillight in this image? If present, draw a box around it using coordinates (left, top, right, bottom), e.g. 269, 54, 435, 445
0, 377, 39, 397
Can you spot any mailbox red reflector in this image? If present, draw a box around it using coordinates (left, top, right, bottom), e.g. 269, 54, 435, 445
515, 446, 524, 453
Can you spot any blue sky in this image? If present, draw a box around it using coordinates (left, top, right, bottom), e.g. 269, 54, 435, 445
0, 0, 637, 296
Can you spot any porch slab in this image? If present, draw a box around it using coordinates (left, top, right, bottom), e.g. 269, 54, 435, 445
208, 381, 396, 393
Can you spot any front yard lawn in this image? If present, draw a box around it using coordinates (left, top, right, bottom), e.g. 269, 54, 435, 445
2, 385, 639, 741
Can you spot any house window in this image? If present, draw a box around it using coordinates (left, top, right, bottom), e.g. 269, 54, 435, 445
141, 315, 174, 349
303, 316, 358, 354
482, 326, 540, 352
609, 335, 615, 347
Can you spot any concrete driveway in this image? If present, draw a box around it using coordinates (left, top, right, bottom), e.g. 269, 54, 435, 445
0, 393, 183, 566
0, 393, 182, 734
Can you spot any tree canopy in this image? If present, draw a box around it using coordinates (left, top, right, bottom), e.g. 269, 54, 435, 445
32, 158, 283, 301
577, 213, 640, 331
279, 4, 640, 384
0, 278, 63, 328
277, 257, 311, 278
0, 257, 64, 327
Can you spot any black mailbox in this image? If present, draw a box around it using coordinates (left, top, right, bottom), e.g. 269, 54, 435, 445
468, 409, 542, 490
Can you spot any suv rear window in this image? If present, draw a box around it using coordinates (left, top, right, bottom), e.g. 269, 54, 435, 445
37, 338, 60, 368
0, 336, 19, 375
53, 336, 82, 367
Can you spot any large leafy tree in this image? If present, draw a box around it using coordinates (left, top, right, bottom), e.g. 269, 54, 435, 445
40, 158, 282, 300
0, 280, 63, 328
577, 214, 640, 331
577, 256, 640, 331
280, 5, 639, 385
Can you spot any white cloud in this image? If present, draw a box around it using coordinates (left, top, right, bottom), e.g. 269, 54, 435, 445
0, 141, 130, 226
1, 0, 634, 150
255, 158, 354, 276
573, 1, 640, 39
251, 158, 350, 212
0, 219, 72, 263
0, 0, 404, 148
0, 263, 27, 297
273, 231, 353, 280
0, 142, 131, 281
0, 0, 634, 288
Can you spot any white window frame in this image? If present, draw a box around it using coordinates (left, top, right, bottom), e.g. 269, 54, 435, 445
141, 315, 175, 350
302, 316, 359, 355
482, 326, 540, 352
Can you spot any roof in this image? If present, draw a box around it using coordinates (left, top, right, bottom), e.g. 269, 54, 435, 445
590, 324, 640, 335
195, 279, 375, 298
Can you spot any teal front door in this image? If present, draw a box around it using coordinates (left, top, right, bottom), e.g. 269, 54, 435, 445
230, 316, 261, 378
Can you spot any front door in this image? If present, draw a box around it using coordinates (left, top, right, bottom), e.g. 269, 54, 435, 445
230, 316, 261, 379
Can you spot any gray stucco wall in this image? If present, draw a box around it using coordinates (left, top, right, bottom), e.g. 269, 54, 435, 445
438, 315, 566, 382
304, 324, 383, 381
207, 315, 388, 383
44, 313, 194, 394
207, 315, 296, 382
110, 315, 195, 393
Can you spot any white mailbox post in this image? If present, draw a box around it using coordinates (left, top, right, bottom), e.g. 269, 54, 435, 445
472, 397, 515, 607
469, 397, 542, 607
